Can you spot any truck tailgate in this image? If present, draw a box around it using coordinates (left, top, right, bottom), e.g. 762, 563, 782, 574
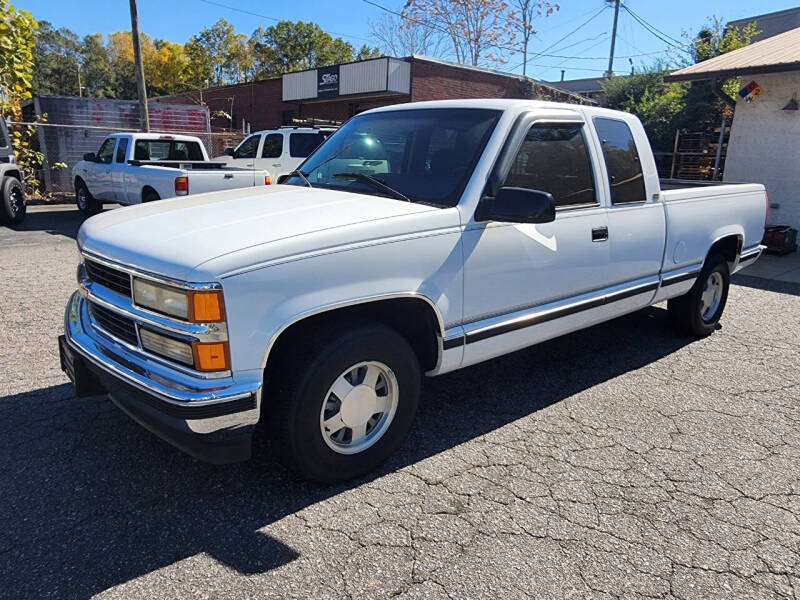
188, 170, 265, 194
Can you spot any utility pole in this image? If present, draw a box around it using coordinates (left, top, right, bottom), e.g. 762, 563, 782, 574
606, 0, 621, 77
129, 0, 150, 132
77, 61, 82, 97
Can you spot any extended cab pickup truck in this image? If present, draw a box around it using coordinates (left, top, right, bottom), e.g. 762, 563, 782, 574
59, 100, 767, 481
72, 133, 270, 215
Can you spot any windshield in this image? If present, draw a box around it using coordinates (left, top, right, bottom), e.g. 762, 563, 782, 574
284, 108, 501, 206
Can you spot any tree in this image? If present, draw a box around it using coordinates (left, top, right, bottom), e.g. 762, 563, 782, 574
183, 37, 214, 89
401, 0, 513, 66
602, 69, 686, 151
250, 21, 356, 79
0, 0, 39, 193
189, 19, 239, 86
32, 21, 81, 96
80, 34, 115, 97
601, 19, 761, 151
356, 44, 382, 61
368, 12, 442, 57
507, 0, 558, 76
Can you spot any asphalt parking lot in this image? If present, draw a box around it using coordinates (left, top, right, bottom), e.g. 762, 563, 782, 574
1, 205, 799, 599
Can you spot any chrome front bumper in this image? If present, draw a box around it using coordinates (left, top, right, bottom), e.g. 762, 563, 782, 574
62, 291, 261, 462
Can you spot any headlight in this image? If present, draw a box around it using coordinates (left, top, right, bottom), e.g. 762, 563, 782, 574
133, 278, 189, 319
132, 278, 226, 323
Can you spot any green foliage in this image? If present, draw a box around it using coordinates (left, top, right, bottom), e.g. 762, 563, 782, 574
0, 0, 40, 193
603, 71, 687, 151
602, 18, 760, 151
0, 0, 37, 103
250, 21, 358, 78
32, 21, 80, 96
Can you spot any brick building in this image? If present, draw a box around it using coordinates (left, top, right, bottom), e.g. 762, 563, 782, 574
152, 55, 591, 133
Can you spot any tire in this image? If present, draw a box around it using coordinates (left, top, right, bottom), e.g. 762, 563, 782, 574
75, 180, 101, 215
142, 188, 160, 203
668, 253, 730, 337
269, 321, 421, 482
0, 176, 25, 225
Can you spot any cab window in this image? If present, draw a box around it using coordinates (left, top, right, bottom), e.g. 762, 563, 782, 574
96, 138, 116, 164
261, 134, 284, 158
504, 123, 596, 208
593, 118, 646, 205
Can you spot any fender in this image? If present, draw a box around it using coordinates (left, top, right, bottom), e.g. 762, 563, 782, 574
257, 291, 446, 372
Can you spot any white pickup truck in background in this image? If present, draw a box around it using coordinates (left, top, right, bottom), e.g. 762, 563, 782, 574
212, 126, 335, 181
72, 133, 271, 215
61, 99, 766, 482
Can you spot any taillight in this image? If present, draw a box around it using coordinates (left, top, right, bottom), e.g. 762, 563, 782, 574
764, 190, 769, 228
174, 176, 189, 196
265, 175, 271, 185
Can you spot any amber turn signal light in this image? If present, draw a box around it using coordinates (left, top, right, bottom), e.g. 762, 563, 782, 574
193, 341, 230, 371
188, 290, 225, 322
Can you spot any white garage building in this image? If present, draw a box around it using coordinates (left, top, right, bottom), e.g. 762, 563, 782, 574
666, 27, 800, 232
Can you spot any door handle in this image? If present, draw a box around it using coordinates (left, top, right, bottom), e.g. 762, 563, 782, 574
245, 163, 253, 167
591, 226, 609, 242
224, 174, 234, 179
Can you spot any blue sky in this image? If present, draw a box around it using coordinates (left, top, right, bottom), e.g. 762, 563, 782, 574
20, 0, 798, 82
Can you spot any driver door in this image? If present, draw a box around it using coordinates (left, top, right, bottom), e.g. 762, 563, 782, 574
461, 119, 611, 366
88, 138, 116, 201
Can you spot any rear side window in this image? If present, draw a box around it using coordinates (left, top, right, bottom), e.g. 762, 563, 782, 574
289, 132, 325, 157
593, 118, 646, 205
115, 138, 129, 163
504, 123, 596, 208
261, 134, 283, 158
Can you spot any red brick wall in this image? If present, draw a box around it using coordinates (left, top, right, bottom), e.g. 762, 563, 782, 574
152, 57, 584, 131
410, 59, 528, 102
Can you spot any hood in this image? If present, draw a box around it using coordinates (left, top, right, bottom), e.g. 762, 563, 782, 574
78, 185, 442, 281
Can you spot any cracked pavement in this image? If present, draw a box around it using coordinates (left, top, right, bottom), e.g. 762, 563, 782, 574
1, 206, 799, 599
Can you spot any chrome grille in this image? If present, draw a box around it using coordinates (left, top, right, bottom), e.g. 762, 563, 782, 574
84, 259, 132, 297
90, 302, 138, 346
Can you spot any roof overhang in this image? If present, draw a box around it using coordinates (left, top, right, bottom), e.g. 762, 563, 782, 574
664, 61, 800, 82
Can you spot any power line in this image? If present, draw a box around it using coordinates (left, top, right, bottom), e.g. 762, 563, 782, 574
621, 3, 690, 53
195, 0, 373, 43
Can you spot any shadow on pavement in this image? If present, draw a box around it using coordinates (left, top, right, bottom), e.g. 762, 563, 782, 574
732, 273, 800, 297
0, 305, 694, 598
8, 206, 87, 240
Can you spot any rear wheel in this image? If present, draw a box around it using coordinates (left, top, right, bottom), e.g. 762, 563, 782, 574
0, 176, 25, 225
268, 321, 421, 482
142, 188, 160, 203
75, 180, 101, 215
668, 253, 730, 336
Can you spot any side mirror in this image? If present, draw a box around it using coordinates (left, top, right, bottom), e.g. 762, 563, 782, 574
83, 152, 96, 162
475, 187, 555, 224
223, 147, 235, 156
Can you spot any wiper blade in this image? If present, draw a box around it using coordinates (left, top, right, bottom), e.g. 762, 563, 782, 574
332, 172, 412, 203
287, 170, 312, 187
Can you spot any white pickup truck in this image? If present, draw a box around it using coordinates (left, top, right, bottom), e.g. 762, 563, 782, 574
59, 99, 766, 481
72, 133, 270, 214
212, 126, 335, 181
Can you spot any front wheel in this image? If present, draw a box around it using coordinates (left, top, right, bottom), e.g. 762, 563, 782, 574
269, 321, 421, 482
0, 176, 26, 225
668, 253, 730, 337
